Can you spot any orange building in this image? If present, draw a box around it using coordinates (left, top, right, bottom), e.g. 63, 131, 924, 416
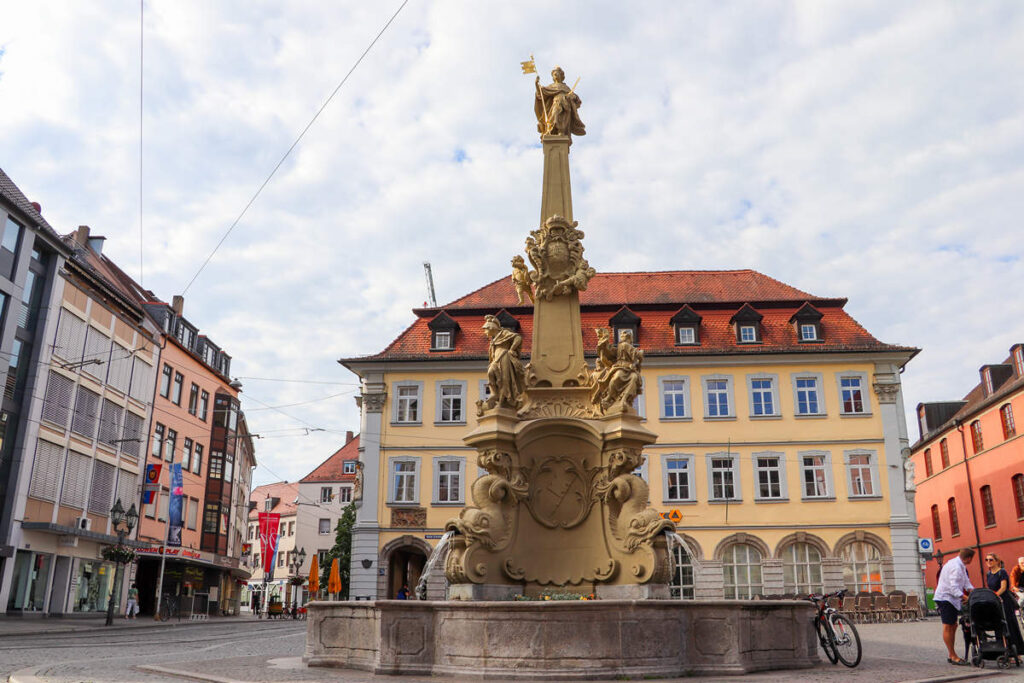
910, 344, 1024, 590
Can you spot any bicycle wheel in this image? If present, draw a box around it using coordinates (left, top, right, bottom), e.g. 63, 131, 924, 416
815, 616, 838, 664
830, 613, 862, 667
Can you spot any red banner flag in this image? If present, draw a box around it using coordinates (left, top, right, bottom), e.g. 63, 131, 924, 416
258, 512, 281, 576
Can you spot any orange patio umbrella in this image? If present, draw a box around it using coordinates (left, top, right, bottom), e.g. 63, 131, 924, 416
328, 557, 342, 596
308, 554, 320, 595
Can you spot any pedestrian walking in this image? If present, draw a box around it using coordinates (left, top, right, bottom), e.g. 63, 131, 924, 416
1010, 556, 1024, 610
396, 584, 409, 600
984, 553, 1024, 664
934, 547, 975, 666
125, 583, 139, 619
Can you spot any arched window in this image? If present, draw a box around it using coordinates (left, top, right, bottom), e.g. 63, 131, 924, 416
1013, 474, 1024, 520
971, 421, 984, 453
722, 543, 763, 599
940, 439, 950, 468
842, 541, 883, 593
931, 504, 942, 540
1001, 404, 1016, 440
669, 545, 695, 600
782, 542, 823, 595
924, 448, 933, 477
947, 497, 960, 536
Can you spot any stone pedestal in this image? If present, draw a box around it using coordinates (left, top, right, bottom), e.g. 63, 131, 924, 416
305, 600, 819, 678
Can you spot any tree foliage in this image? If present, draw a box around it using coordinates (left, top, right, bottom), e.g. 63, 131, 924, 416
320, 502, 356, 599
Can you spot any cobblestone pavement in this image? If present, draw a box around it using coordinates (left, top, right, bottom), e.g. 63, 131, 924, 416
0, 615, 1015, 682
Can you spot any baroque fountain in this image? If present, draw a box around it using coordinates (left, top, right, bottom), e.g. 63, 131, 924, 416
305, 65, 817, 679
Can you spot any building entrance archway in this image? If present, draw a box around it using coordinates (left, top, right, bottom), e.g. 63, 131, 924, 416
379, 535, 430, 599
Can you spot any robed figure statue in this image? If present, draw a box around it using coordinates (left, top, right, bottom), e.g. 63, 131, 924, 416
535, 66, 585, 137
482, 314, 526, 411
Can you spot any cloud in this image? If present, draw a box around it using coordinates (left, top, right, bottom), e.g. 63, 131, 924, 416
1, 1, 1023, 483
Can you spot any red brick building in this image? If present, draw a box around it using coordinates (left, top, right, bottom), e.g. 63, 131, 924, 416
910, 344, 1024, 589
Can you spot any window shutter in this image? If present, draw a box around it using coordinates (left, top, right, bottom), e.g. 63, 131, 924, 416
41, 371, 74, 426
116, 470, 138, 510
83, 328, 111, 381
29, 440, 64, 501
129, 358, 153, 403
53, 311, 87, 363
89, 460, 116, 514
108, 344, 131, 394
98, 399, 124, 446
60, 451, 91, 509
121, 412, 144, 458
71, 387, 100, 437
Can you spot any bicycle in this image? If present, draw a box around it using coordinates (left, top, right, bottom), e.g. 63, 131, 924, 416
159, 594, 181, 622
809, 589, 862, 667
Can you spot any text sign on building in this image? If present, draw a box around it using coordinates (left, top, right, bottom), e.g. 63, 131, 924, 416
918, 538, 934, 554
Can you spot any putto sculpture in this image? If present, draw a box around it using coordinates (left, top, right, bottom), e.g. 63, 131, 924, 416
511, 254, 534, 304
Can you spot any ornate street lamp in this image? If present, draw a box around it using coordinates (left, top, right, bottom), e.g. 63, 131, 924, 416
288, 547, 307, 619
104, 498, 139, 626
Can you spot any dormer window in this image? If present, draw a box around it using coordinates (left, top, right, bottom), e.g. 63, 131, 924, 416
730, 304, 763, 344
343, 461, 356, 475
1014, 345, 1024, 377
983, 368, 993, 396
670, 305, 701, 346
427, 311, 460, 352
434, 330, 453, 350
789, 302, 823, 343
609, 307, 641, 345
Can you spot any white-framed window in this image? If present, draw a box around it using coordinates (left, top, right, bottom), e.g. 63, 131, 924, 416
478, 379, 491, 404
338, 486, 352, 503
706, 453, 741, 501
432, 330, 453, 350
799, 324, 818, 341
388, 456, 420, 505
320, 486, 333, 503
632, 455, 649, 482
701, 375, 734, 419
1014, 346, 1024, 377
392, 381, 423, 425
658, 376, 690, 420
845, 450, 878, 498
615, 326, 637, 343
435, 380, 467, 425
318, 518, 331, 535
799, 450, 834, 500
782, 542, 823, 594
792, 373, 825, 416
836, 372, 870, 415
670, 544, 696, 599
343, 461, 356, 475
661, 454, 695, 503
722, 543, 763, 599
432, 457, 465, 504
752, 451, 787, 501
739, 325, 757, 343
746, 374, 780, 418
676, 326, 697, 345
841, 541, 884, 593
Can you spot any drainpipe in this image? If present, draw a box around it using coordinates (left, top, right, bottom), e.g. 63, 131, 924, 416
955, 420, 985, 579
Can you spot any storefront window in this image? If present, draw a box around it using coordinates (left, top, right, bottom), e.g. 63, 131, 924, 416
73, 560, 115, 612
6, 551, 51, 611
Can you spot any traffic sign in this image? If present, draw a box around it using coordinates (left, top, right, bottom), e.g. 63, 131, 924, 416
918, 538, 933, 554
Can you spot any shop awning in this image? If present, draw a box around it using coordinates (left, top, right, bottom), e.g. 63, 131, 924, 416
21, 522, 152, 549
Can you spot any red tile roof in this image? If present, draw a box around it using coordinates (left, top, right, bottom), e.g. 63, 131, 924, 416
343, 270, 915, 363
301, 434, 360, 483
249, 481, 299, 520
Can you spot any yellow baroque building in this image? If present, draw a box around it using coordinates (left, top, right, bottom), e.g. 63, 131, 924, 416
341, 270, 922, 600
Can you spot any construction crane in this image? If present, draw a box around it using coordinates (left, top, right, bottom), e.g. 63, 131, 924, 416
423, 262, 438, 307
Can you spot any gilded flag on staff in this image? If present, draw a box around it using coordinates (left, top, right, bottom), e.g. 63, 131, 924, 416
258, 511, 281, 577
520, 55, 536, 74
168, 463, 184, 547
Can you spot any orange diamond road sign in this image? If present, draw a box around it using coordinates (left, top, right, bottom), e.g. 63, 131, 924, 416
668, 509, 683, 524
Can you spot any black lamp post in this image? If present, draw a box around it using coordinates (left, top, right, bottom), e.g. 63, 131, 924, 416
105, 498, 139, 626
288, 547, 307, 619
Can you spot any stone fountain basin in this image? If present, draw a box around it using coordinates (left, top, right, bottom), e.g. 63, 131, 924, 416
304, 599, 818, 679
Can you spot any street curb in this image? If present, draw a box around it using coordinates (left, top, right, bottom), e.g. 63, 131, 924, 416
904, 670, 1007, 682
0, 618, 265, 639
135, 664, 246, 683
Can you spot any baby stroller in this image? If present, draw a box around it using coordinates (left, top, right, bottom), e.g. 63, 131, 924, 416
960, 588, 1019, 668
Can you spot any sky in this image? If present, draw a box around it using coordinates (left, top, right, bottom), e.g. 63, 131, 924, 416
1, 1, 1022, 487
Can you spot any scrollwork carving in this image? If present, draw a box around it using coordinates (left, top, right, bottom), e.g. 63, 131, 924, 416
361, 392, 386, 413
598, 471, 673, 553
526, 215, 595, 301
